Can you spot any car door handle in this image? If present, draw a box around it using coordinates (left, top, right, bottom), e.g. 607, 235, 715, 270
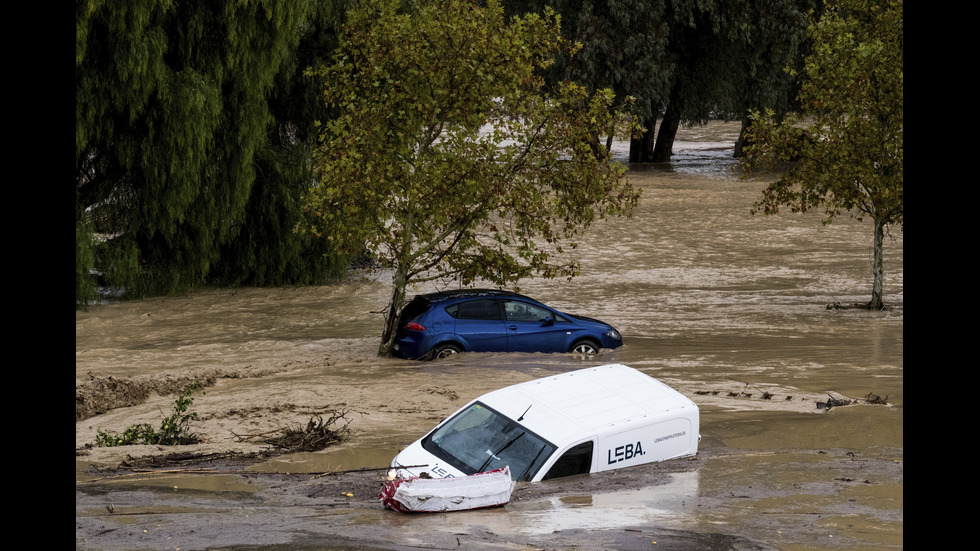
508, 325, 518, 331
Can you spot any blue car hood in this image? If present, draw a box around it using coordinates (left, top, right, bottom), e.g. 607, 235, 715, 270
569, 314, 611, 327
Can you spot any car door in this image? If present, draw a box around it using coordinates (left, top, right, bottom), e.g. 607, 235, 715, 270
449, 299, 508, 352
502, 300, 570, 353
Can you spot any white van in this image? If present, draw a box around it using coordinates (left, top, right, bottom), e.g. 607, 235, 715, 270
389, 363, 700, 482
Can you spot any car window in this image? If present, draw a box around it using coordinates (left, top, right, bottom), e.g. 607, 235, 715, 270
504, 300, 554, 322
542, 440, 594, 480
447, 299, 501, 320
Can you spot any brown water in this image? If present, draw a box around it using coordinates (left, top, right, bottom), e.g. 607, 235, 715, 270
75, 121, 902, 550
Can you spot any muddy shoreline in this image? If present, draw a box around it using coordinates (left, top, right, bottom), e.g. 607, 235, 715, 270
76, 350, 901, 551
77, 434, 900, 551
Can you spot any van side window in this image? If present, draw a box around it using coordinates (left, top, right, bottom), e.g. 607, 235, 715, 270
543, 440, 594, 480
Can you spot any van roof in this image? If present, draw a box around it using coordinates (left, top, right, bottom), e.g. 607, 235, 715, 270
477, 363, 697, 447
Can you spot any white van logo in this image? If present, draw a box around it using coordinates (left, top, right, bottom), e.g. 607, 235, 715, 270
607, 442, 645, 464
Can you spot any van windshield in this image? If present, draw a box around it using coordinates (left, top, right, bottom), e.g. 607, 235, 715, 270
422, 401, 557, 481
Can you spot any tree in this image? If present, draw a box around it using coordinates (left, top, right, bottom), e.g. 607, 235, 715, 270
76, 0, 344, 304
503, 0, 672, 155
303, 0, 640, 356
504, 0, 813, 163
208, 0, 353, 286
646, 0, 816, 162
730, 0, 816, 157
740, 0, 903, 310
503, 0, 674, 162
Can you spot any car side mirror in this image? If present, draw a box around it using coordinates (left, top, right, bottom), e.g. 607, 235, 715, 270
542, 317, 554, 326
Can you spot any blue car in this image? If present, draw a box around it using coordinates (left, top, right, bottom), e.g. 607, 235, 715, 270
392, 289, 624, 360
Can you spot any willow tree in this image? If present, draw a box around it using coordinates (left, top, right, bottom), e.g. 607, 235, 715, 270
741, 0, 903, 310
209, 0, 352, 287
304, 0, 640, 356
76, 0, 330, 304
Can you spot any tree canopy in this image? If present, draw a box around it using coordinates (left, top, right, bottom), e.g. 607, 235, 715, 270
76, 0, 348, 306
303, 0, 640, 356
740, 0, 903, 309
504, 0, 814, 162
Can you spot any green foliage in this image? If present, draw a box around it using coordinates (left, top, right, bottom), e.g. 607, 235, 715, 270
209, 135, 349, 286
208, 1, 353, 286
506, 0, 815, 162
75, 218, 98, 308
741, 0, 903, 309
304, 0, 640, 355
508, 0, 672, 124
95, 383, 203, 447
76, 0, 348, 304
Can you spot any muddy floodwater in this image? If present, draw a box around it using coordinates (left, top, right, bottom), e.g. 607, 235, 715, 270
76, 122, 903, 550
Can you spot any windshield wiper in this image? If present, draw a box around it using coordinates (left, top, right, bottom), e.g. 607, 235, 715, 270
517, 444, 548, 482
478, 431, 525, 473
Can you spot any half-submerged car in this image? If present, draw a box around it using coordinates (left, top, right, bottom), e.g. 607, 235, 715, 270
392, 289, 624, 360
389, 363, 700, 482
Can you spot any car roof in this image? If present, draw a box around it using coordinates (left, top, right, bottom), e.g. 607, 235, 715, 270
473, 364, 698, 448
415, 289, 533, 303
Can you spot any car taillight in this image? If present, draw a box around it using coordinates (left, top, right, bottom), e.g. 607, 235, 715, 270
404, 321, 425, 331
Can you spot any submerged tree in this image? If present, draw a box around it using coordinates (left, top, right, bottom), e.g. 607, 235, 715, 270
504, 0, 813, 163
504, 0, 672, 156
740, 0, 903, 309
304, 0, 640, 356
645, 0, 816, 163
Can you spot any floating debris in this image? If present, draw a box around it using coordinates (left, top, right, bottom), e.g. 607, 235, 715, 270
817, 395, 853, 411
233, 410, 354, 452
693, 388, 889, 411
864, 392, 889, 405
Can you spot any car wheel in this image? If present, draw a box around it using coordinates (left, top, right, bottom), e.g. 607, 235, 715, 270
430, 343, 462, 360
570, 340, 600, 356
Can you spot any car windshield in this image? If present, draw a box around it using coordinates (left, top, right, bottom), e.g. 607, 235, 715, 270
422, 402, 557, 481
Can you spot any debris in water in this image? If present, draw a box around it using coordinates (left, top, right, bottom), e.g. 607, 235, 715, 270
233, 410, 355, 452
817, 395, 853, 411
864, 392, 889, 405
381, 466, 515, 513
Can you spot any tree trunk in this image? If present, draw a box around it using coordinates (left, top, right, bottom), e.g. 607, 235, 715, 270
378, 268, 409, 357
629, 116, 657, 163
733, 116, 750, 158
868, 216, 886, 310
650, 103, 680, 163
